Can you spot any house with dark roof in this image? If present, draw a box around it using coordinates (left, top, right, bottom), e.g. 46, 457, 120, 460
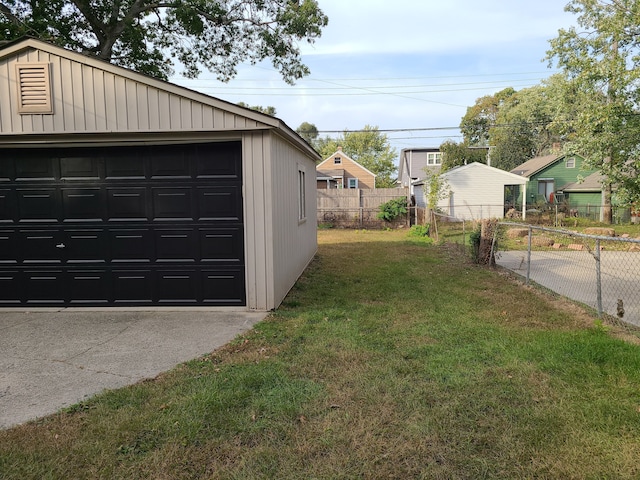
397, 148, 442, 192
316, 147, 376, 189
510, 153, 601, 209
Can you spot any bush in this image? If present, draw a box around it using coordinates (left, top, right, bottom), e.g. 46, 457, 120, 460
409, 224, 430, 237
377, 197, 408, 222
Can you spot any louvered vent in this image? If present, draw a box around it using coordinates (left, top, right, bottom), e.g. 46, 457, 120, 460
16, 63, 53, 114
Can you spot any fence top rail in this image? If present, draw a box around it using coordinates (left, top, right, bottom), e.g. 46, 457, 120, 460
499, 221, 640, 244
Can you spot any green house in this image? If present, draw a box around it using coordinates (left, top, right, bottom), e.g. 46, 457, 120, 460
510, 153, 603, 216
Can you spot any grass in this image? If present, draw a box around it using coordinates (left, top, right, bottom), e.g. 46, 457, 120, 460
2, 229, 640, 479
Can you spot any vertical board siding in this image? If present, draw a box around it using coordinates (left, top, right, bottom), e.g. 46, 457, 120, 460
270, 134, 317, 307
0, 47, 271, 136
242, 131, 271, 310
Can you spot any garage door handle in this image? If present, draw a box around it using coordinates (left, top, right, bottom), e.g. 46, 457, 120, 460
56, 243, 66, 249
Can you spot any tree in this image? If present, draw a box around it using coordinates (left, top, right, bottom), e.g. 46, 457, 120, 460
0, 0, 328, 82
547, 0, 640, 220
459, 79, 568, 172
296, 122, 319, 148
317, 126, 397, 188
237, 103, 277, 116
438, 140, 488, 171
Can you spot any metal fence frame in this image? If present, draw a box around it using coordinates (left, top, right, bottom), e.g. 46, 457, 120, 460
495, 222, 640, 327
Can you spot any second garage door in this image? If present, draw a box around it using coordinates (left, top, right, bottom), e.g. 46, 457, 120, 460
0, 141, 245, 306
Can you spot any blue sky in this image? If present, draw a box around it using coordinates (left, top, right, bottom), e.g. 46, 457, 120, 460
172, 1, 577, 156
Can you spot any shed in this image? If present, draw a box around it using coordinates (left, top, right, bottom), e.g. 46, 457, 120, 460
0, 38, 319, 310
413, 162, 528, 220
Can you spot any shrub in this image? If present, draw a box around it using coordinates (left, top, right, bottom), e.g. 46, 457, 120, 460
409, 224, 430, 237
377, 197, 408, 222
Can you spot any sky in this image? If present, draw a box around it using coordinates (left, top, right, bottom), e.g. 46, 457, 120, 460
171, 1, 577, 158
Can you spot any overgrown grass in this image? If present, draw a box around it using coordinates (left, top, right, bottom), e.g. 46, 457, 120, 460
2, 229, 640, 479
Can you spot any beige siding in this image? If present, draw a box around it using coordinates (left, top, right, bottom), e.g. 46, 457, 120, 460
242, 131, 271, 311
0, 47, 269, 136
270, 134, 317, 307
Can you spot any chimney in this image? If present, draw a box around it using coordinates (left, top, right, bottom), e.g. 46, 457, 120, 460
337, 146, 343, 152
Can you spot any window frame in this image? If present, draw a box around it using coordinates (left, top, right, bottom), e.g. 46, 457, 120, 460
297, 166, 306, 222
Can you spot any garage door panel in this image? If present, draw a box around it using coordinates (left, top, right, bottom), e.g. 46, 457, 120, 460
200, 228, 243, 263
16, 157, 56, 181
0, 271, 20, 303
68, 270, 110, 304
156, 229, 197, 262
156, 270, 199, 303
20, 230, 64, 263
105, 155, 146, 179
197, 186, 242, 221
0, 231, 18, 264
195, 142, 241, 179
0, 189, 15, 223
60, 156, 101, 180
113, 270, 153, 303
24, 271, 65, 303
17, 189, 58, 222
150, 147, 190, 178
62, 188, 104, 221
110, 229, 153, 262
107, 188, 148, 220
153, 188, 193, 220
65, 230, 107, 263
202, 269, 245, 305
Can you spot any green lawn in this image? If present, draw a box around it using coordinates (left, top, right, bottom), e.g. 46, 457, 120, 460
1, 229, 640, 479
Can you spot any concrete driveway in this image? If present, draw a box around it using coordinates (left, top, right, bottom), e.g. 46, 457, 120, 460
0, 309, 266, 429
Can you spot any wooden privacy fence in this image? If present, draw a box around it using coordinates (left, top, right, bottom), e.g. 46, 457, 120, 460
317, 188, 409, 228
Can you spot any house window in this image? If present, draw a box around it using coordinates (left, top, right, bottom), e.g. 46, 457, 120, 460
298, 167, 306, 221
15, 62, 53, 114
347, 178, 358, 189
566, 156, 576, 168
334, 156, 342, 165
427, 152, 442, 165
538, 179, 555, 202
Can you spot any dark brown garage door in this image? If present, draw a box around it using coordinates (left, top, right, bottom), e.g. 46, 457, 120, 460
0, 141, 245, 306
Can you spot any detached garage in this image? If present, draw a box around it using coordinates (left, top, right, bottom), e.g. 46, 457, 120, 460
0, 38, 319, 310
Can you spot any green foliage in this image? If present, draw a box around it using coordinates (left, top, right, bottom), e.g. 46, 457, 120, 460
546, 0, 640, 207
0, 0, 328, 82
377, 197, 407, 222
439, 140, 488, 171
296, 122, 319, 148
459, 81, 567, 172
237, 103, 277, 116
409, 224, 429, 237
317, 126, 397, 187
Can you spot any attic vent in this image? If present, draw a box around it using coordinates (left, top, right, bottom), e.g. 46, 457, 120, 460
15, 63, 53, 114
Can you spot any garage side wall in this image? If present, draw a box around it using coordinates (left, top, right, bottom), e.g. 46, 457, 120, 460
270, 134, 318, 307
242, 131, 317, 311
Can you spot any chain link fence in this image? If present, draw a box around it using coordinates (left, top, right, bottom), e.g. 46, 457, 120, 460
493, 222, 640, 328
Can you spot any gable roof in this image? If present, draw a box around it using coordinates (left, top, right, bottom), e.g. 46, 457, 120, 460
510, 154, 567, 178
559, 171, 605, 193
397, 147, 441, 185
412, 162, 527, 185
316, 149, 377, 178
0, 37, 318, 158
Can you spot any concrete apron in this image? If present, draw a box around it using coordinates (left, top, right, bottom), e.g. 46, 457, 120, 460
0, 308, 266, 429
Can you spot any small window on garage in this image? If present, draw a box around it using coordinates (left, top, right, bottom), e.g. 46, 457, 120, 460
15, 63, 53, 114
347, 178, 358, 189
298, 167, 306, 221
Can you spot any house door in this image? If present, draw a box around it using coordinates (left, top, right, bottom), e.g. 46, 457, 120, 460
538, 180, 555, 202
0, 141, 245, 306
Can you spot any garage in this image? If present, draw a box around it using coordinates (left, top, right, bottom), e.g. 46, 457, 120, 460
0, 38, 319, 310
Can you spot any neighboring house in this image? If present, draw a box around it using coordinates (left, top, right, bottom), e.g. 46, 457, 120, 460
397, 147, 442, 193
510, 153, 600, 208
557, 171, 607, 218
0, 37, 319, 310
412, 162, 528, 221
316, 147, 376, 189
